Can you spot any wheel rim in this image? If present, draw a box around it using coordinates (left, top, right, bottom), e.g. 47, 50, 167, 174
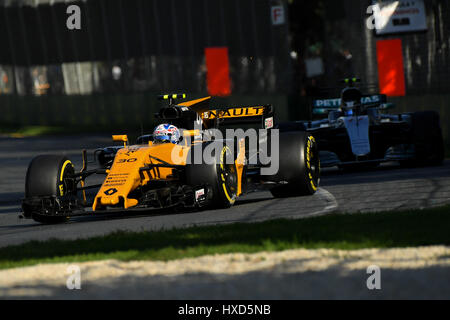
306, 136, 320, 190
59, 161, 75, 197
219, 147, 238, 204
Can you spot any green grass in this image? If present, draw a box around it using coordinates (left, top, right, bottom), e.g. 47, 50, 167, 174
0, 125, 128, 137
0, 125, 146, 143
0, 126, 66, 137
1, 205, 450, 270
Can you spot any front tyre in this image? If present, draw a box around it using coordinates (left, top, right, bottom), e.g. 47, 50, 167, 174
23, 155, 76, 224
270, 132, 320, 198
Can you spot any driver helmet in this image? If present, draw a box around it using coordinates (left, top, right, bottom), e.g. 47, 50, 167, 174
341, 87, 362, 116
153, 124, 181, 144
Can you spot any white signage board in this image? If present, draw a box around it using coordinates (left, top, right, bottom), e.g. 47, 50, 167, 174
372, 0, 427, 34
271, 6, 285, 26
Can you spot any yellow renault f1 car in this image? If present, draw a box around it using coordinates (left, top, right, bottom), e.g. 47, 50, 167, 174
22, 94, 320, 224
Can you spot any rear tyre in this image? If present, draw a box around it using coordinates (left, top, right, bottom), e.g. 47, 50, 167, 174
270, 132, 320, 198
185, 143, 238, 209
401, 111, 444, 167
24, 155, 75, 224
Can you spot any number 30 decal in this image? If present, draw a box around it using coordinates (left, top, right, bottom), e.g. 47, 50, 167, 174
117, 158, 138, 163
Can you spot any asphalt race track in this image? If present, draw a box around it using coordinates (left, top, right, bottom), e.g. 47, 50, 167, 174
0, 135, 449, 248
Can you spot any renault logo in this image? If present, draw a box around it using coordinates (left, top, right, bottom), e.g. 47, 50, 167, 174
104, 188, 118, 196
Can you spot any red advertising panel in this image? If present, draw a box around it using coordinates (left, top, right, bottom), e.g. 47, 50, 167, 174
376, 39, 406, 96
205, 47, 231, 96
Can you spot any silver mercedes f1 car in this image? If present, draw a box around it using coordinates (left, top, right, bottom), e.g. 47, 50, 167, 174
279, 78, 444, 169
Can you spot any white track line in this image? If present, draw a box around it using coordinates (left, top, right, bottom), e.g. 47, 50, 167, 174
296, 187, 339, 219
320, 188, 339, 211
251, 187, 339, 221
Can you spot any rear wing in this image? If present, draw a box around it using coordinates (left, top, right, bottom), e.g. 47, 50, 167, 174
201, 105, 275, 130
312, 94, 387, 115
175, 97, 274, 129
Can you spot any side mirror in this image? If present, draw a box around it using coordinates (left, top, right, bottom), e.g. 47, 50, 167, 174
112, 135, 128, 147
379, 103, 395, 111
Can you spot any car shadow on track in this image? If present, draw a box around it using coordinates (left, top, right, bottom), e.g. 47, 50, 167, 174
0, 195, 275, 229
67, 196, 275, 225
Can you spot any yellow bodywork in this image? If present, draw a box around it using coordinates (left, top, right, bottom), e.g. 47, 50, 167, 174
91, 96, 254, 211
92, 136, 245, 211
93, 142, 188, 211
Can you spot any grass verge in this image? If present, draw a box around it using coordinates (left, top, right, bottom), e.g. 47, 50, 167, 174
1, 205, 450, 270
0, 126, 66, 138
0, 125, 145, 143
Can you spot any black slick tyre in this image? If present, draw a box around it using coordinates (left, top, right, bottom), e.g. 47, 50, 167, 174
270, 132, 320, 198
24, 155, 75, 224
